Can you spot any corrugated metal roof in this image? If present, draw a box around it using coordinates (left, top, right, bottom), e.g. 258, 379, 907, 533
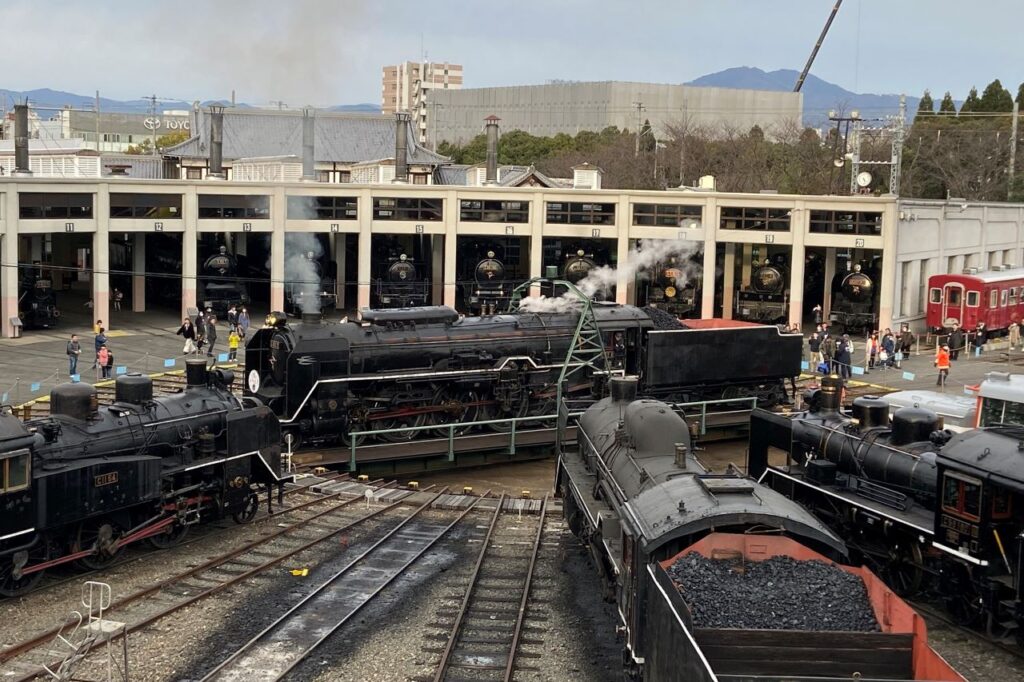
101, 154, 164, 179
163, 109, 448, 165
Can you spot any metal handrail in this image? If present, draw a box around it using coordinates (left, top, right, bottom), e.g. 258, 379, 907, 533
669, 396, 759, 436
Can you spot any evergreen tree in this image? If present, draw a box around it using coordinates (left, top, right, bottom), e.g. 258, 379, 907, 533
960, 87, 980, 113
938, 92, 957, 114
1016, 82, 1024, 107
979, 79, 1014, 112
639, 119, 656, 153
917, 90, 934, 116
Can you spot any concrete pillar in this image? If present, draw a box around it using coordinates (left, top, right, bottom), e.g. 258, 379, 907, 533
357, 190, 372, 308
878, 203, 898, 331
269, 188, 286, 312
92, 187, 110, 329
181, 188, 198, 319
741, 244, 752, 287
529, 191, 544, 298
701, 239, 716, 319
432, 235, 445, 306
787, 205, 807, 329
615, 234, 629, 304
334, 233, 346, 310
722, 242, 736, 319
132, 233, 146, 312
1, 185, 19, 338
822, 247, 836, 320
442, 190, 457, 307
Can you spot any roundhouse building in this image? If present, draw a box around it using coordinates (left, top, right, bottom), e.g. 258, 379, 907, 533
0, 173, 899, 338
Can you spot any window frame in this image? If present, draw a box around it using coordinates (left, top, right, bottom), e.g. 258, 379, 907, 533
286, 196, 358, 221
372, 197, 443, 221
1001, 290, 1009, 307
109, 193, 183, 219
1, 449, 30, 493
18, 192, 94, 219
1010, 287, 1019, 305
632, 203, 703, 227
990, 290, 999, 308
966, 291, 980, 307
720, 206, 791, 232
460, 199, 530, 223
941, 471, 983, 522
929, 287, 943, 304
545, 201, 616, 226
808, 210, 883, 235
197, 194, 271, 220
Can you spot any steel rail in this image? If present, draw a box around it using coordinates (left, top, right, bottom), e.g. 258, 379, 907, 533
505, 495, 549, 681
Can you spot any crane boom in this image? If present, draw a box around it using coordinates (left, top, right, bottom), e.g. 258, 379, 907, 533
793, 0, 844, 93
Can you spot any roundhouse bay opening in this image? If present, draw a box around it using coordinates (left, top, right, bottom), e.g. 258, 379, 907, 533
370, 234, 440, 309
455, 236, 530, 315
541, 237, 617, 297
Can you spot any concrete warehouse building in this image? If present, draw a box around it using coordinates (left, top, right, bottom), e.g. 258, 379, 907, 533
425, 81, 803, 145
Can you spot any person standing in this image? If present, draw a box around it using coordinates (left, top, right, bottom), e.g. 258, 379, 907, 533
104, 348, 115, 379
227, 305, 238, 330
973, 322, 987, 355
808, 332, 821, 366
228, 326, 241, 361
92, 327, 108, 369
813, 303, 823, 326
97, 344, 110, 380
238, 307, 251, 339
948, 324, 964, 361
881, 330, 896, 370
205, 316, 219, 358
66, 334, 81, 377
865, 332, 879, 371
112, 288, 123, 311
935, 344, 951, 387
1009, 321, 1021, 351
821, 332, 836, 374
836, 335, 853, 379
177, 318, 197, 354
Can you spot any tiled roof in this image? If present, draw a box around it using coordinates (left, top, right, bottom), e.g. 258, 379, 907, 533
163, 109, 448, 165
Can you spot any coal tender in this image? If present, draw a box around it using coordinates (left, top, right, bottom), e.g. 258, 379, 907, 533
558, 377, 964, 681
749, 375, 1024, 648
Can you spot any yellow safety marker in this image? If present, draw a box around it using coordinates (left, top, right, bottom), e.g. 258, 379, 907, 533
289, 568, 309, 577
521, 490, 531, 499
463, 486, 473, 495
313, 467, 327, 475
357, 474, 369, 482
408, 481, 419, 490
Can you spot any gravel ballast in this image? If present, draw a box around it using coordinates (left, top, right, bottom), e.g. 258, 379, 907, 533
668, 554, 880, 632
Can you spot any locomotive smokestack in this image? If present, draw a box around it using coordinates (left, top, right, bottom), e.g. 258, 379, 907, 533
674, 442, 689, 468
13, 103, 31, 176
609, 376, 638, 403
484, 115, 500, 185
208, 105, 225, 179
185, 358, 209, 388
301, 107, 315, 181
300, 312, 322, 324
394, 112, 410, 183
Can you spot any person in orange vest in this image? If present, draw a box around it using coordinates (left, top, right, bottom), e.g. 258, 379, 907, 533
935, 343, 950, 388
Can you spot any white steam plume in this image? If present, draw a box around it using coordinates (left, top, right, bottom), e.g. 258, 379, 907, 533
517, 238, 703, 313
284, 213, 325, 314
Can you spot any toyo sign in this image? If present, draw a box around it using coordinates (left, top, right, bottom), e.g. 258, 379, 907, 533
144, 117, 190, 131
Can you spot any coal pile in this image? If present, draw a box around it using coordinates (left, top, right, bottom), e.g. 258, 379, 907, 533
642, 306, 684, 330
667, 554, 880, 632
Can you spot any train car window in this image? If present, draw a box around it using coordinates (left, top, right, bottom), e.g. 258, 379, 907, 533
979, 397, 1005, 427
1001, 290, 1008, 307
966, 291, 980, 307
948, 289, 962, 306
929, 288, 942, 304
942, 472, 983, 521
1, 451, 30, 493
991, 487, 1013, 520
1010, 288, 1019, 305
991, 290, 999, 308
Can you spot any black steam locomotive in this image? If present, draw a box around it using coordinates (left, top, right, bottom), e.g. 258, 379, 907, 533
201, 247, 250, 316
735, 258, 789, 323
558, 378, 846, 680
285, 251, 337, 317
830, 263, 879, 333
749, 378, 1024, 645
374, 253, 430, 308
244, 303, 802, 448
563, 250, 598, 284
0, 360, 285, 597
18, 269, 59, 329
465, 250, 508, 316
641, 259, 698, 318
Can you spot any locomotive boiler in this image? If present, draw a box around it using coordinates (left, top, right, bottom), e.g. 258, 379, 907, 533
735, 259, 788, 323
465, 250, 508, 315
563, 250, 598, 285
558, 377, 847, 679
374, 253, 430, 308
244, 303, 802, 448
830, 264, 879, 333
749, 377, 1024, 645
201, 246, 250, 316
0, 360, 285, 597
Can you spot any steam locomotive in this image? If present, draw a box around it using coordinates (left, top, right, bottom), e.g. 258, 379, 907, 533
465, 250, 508, 316
749, 377, 1024, 645
830, 263, 879, 333
18, 269, 60, 329
201, 247, 250, 316
244, 303, 802, 448
558, 378, 848, 679
563, 250, 598, 285
641, 258, 698, 318
0, 360, 286, 597
285, 251, 337, 317
374, 253, 430, 308
735, 258, 789, 323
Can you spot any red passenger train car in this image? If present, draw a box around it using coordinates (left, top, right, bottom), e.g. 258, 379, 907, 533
926, 266, 1024, 332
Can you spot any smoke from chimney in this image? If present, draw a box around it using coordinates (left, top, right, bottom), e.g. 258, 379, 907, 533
208, 105, 225, 179
14, 103, 31, 176
394, 112, 410, 183
484, 115, 500, 185
302, 107, 315, 180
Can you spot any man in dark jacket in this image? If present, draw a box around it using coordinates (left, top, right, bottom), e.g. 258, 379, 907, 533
973, 323, 987, 355
205, 316, 218, 358
948, 324, 964, 361
835, 335, 853, 379
67, 334, 81, 377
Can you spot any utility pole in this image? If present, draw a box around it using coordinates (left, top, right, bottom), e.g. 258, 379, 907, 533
633, 100, 645, 157
1010, 99, 1019, 199
890, 94, 906, 196
147, 94, 158, 154
94, 91, 100, 153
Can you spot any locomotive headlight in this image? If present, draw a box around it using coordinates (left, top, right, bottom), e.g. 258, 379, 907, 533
665, 286, 677, 298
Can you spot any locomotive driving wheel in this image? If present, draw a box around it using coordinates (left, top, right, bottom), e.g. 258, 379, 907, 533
232, 492, 260, 524
378, 401, 428, 442
485, 392, 530, 432
429, 387, 481, 437
879, 542, 925, 597
0, 541, 49, 598
148, 520, 190, 549
73, 520, 123, 570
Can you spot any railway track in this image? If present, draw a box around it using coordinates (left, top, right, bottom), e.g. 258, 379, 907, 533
910, 599, 1024, 665
425, 497, 553, 682
199, 491, 487, 681
0, 480, 419, 680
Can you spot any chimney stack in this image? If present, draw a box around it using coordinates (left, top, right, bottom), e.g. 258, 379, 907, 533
301, 107, 316, 180
208, 105, 225, 179
484, 115, 500, 185
393, 112, 410, 183
13, 103, 31, 176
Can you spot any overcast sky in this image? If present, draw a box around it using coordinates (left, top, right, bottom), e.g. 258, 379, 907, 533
2, 0, 1020, 106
